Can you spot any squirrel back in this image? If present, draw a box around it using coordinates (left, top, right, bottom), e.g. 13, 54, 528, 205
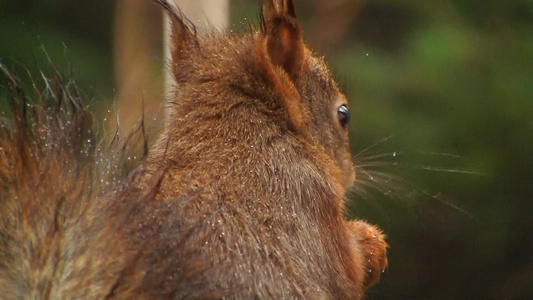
0, 0, 387, 299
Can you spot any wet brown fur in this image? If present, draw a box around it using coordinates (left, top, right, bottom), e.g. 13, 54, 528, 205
0, 63, 139, 299
0, 0, 387, 299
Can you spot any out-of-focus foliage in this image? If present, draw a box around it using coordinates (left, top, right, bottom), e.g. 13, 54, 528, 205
328, 1, 533, 298
0, 0, 115, 103
1, 0, 532, 298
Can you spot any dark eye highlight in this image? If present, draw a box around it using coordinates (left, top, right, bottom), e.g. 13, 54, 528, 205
337, 105, 350, 129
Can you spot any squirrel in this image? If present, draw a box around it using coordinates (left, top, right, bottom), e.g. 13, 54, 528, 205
0, 0, 387, 299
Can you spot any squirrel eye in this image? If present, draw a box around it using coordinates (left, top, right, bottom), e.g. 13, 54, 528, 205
337, 105, 350, 129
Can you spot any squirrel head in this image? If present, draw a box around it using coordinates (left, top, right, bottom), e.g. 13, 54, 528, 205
155, 0, 355, 193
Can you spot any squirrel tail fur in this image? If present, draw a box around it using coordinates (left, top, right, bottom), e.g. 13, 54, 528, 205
0, 62, 148, 299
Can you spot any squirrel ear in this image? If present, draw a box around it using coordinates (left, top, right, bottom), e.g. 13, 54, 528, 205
153, 0, 198, 73
261, 0, 304, 79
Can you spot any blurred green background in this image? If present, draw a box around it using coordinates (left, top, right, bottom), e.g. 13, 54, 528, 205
1, 0, 531, 298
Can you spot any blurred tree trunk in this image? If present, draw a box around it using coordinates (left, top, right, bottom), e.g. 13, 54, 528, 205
112, 0, 163, 134
112, 0, 228, 133
164, 0, 229, 99
305, 0, 366, 53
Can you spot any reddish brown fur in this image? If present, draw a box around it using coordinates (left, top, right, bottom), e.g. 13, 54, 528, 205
0, 64, 139, 299
0, 0, 387, 299
133, 0, 388, 298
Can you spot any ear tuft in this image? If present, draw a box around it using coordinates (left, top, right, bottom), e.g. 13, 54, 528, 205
261, 0, 304, 79
152, 0, 198, 77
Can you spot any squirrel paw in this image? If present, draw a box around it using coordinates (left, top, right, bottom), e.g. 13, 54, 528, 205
346, 219, 388, 290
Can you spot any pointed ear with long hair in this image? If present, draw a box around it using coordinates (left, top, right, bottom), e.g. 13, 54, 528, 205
152, 0, 199, 79
261, 0, 305, 80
